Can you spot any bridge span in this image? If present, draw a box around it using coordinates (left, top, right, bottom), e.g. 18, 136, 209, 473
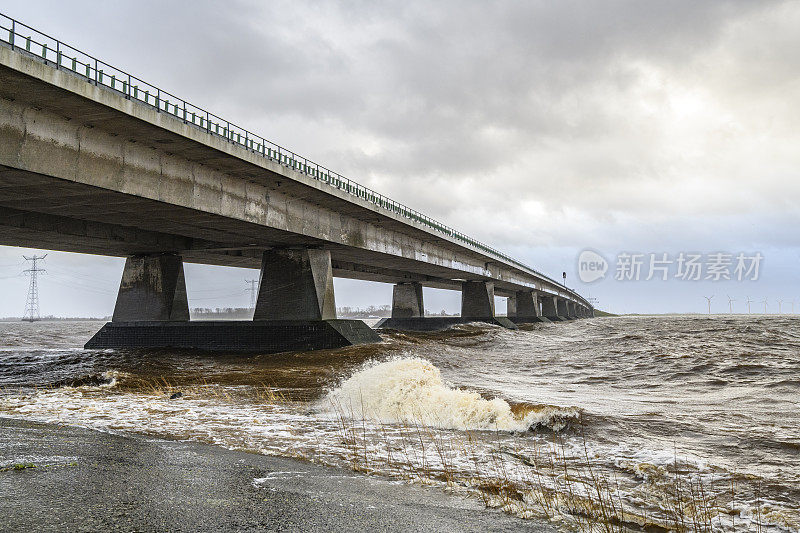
0, 14, 592, 352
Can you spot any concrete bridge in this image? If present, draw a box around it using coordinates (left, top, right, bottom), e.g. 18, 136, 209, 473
0, 14, 592, 352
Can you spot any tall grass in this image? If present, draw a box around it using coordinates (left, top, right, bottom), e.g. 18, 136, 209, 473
324, 399, 741, 533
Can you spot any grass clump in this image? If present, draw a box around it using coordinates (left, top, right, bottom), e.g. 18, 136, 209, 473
1, 462, 37, 472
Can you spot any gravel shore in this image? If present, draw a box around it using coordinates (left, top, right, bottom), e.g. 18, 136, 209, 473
0, 417, 555, 532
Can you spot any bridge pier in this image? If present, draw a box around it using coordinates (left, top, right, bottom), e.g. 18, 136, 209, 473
86, 249, 380, 352
390, 282, 424, 318
253, 249, 336, 321
540, 295, 563, 321
376, 280, 516, 331
566, 301, 577, 319
110, 254, 189, 322
507, 290, 548, 324
556, 298, 571, 320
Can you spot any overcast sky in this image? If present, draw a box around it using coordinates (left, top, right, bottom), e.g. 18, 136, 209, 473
2, 0, 799, 316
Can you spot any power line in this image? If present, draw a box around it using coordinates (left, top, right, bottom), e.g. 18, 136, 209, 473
22, 254, 47, 322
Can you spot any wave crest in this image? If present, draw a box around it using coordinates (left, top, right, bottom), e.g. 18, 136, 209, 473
320, 357, 579, 432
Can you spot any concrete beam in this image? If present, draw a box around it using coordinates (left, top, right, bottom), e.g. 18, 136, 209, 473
391, 282, 424, 318
112, 254, 189, 321
253, 249, 336, 321
461, 281, 495, 319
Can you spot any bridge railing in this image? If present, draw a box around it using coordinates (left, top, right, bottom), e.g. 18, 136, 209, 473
0, 12, 590, 307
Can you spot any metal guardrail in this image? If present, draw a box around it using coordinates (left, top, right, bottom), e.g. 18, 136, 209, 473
0, 12, 589, 306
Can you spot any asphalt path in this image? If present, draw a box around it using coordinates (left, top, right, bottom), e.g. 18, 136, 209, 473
0, 417, 555, 532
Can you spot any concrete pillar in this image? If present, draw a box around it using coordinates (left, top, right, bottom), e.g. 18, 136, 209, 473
567, 301, 577, 318
253, 249, 336, 321
512, 291, 539, 318
461, 281, 495, 319
540, 295, 558, 318
507, 295, 517, 317
112, 254, 189, 322
556, 298, 568, 317
391, 282, 424, 318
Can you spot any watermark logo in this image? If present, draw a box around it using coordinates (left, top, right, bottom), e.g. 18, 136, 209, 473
577, 249, 608, 283
576, 250, 763, 283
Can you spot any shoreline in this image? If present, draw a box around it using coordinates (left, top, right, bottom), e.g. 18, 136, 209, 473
0, 417, 554, 532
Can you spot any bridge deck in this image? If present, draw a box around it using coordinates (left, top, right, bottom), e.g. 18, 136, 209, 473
0, 15, 589, 307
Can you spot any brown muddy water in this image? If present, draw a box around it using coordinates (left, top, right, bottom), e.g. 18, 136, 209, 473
0, 316, 798, 531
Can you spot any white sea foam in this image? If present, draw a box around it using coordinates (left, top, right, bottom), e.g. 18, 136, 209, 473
319, 357, 579, 432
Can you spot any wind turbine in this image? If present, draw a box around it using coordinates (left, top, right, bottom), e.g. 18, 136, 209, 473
704, 295, 714, 315
746, 296, 753, 314
762, 298, 768, 314
777, 299, 783, 314
727, 295, 736, 314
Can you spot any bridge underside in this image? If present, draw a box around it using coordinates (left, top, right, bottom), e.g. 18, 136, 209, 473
0, 166, 471, 291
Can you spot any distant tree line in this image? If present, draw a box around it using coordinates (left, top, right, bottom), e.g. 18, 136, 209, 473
190, 307, 254, 319
336, 305, 391, 318
337, 306, 457, 318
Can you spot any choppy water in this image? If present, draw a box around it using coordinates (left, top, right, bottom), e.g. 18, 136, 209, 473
0, 316, 798, 531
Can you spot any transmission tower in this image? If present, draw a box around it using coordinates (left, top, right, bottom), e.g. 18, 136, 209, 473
245, 279, 258, 309
22, 254, 47, 322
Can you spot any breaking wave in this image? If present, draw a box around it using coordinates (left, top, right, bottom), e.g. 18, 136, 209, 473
319, 357, 580, 432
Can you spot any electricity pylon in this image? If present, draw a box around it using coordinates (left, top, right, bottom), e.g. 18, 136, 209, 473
704, 295, 714, 315
245, 279, 258, 309
727, 295, 735, 314
22, 254, 47, 322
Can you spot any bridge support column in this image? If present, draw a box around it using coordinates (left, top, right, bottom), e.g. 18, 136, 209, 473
253, 249, 336, 321
460, 281, 516, 329
87, 248, 380, 352
556, 298, 570, 320
111, 254, 189, 322
566, 301, 577, 319
390, 282, 424, 318
461, 281, 494, 319
376, 280, 516, 331
507, 295, 517, 317
508, 291, 547, 324
540, 295, 557, 320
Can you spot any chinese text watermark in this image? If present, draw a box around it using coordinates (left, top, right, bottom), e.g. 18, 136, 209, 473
577, 251, 763, 283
